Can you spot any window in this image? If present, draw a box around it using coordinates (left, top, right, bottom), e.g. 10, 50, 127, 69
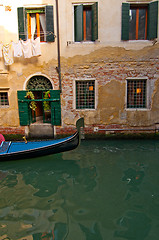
129, 6, 147, 40
26, 9, 46, 42
127, 79, 147, 108
0, 92, 9, 106
76, 80, 95, 109
17, 6, 54, 42
74, 3, 98, 42
122, 1, 158, 40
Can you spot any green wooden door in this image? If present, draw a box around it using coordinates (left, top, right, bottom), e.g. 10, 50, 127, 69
50, 90, 61, 126
17, 91, 31, 126
17, 90, 61, 126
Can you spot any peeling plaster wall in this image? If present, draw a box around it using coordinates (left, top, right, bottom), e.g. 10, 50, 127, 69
1, 43, 159, 130
60, 44, 159, 129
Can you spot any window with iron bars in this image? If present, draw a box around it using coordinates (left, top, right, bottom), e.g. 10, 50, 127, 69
127, 79, 147, 108
76, 80, 95, 109
0, 92, 9, 106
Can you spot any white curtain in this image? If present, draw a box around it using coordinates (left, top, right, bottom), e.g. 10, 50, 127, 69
31, 15, 36, 39
39, 14, 46, 41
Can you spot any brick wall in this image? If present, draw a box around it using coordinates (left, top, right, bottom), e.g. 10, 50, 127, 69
60, 45, 159, 131
0, 127, 25, 135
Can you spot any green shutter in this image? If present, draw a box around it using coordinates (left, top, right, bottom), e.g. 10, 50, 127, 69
92, 2, 98, 41
45, 5, 55, 42
50, 90, 61, 126
74, 5, 83, 42
121, 3, 130, 40
17, 91, 30, 126
17, 7, 26, 40
147, 1, 158, 40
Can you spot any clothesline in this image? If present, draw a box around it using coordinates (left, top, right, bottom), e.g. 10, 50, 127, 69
18, 31, 55, 41
18, 31, 55, 36
0, 37, 41, 66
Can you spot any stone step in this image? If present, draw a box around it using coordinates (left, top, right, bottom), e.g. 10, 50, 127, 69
29, 123, 54, 138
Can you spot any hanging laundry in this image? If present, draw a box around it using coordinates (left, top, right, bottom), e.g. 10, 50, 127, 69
12, 41, 23, 57
2, 43, 14, 65
21, 39, 32, 58
0, 43, 2, 58
32, 37, 41, 57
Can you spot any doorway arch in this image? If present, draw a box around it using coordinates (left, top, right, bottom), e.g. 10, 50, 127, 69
26, 75, 53, 90
26, 75, 53, 124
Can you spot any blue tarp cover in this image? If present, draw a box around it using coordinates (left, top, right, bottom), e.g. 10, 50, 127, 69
0, 137, 70, 154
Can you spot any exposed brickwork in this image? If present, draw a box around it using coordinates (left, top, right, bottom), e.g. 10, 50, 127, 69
60, 46, 159, 130
56, 126, 76, 135
55, 124, 156, 136
1, 46, 159, 137
0, 127, 25, 135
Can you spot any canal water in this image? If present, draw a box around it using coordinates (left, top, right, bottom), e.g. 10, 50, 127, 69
0, 139, 159, 240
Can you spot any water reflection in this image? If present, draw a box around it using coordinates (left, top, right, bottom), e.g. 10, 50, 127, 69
0, 140, 159, 239
122, 167, 145, 201
33, 224, 67, 240
79, 223, 103, 240
0, 152, 98, 239
115, 211, 151, 240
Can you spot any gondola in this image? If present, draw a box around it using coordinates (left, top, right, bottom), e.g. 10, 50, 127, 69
0, 118, 84, 161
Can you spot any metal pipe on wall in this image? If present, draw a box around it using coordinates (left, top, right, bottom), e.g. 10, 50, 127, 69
55, 0, 62, 93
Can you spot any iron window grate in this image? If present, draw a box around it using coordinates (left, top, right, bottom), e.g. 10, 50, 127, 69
127, 80, 146, 108
76, 80, 95, 109
0, 92, 9, 106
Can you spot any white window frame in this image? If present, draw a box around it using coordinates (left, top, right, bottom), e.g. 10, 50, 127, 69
73, 78, 98, 110
72, 2, 98, 43
125, 77, 150, 110
0, 89, 9, 107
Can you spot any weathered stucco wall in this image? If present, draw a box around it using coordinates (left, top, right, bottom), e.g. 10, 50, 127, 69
60, 43, 159, 130
0, 0, 159, 135
0, 43, 159, 132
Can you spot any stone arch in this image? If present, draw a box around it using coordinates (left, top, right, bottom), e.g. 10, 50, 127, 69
24, 74, 54, 124
23, 73, 53, 90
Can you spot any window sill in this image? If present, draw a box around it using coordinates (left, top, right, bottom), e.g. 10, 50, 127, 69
75, 108, 96, 111
0, 106, 9, 108
67, 40, 100, 46
128, 40, 150, 43
126, 108, 150, 111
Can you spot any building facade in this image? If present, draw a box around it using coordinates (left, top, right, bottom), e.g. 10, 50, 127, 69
0, 0, 159, 137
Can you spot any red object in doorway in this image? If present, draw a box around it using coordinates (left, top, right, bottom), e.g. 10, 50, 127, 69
0, 134, 5, 145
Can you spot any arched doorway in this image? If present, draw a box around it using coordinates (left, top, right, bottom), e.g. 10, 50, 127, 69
26, 75, 53, 123
17, 75, 61, 129
26, 75, 53, 90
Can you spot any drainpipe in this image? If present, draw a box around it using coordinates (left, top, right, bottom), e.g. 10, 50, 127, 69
55, 0, 62, 93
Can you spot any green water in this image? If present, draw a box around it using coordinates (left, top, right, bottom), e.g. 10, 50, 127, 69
0, 139, 159, 240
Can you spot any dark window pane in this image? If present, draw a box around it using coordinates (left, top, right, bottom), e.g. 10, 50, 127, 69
138, 9, 146, 40
127, 80, 146, 108
0, 92, 9, 106
85, 8, 92, 40
76, 81, 95, 109
129, 7, 147, 40
129, 9, 136, 40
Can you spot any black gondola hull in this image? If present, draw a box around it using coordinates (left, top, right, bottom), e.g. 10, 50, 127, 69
0, 131, 79, 161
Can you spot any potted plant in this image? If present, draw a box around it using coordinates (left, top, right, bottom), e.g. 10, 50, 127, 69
25, 91, 37, 111
43, 90, 51, 112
